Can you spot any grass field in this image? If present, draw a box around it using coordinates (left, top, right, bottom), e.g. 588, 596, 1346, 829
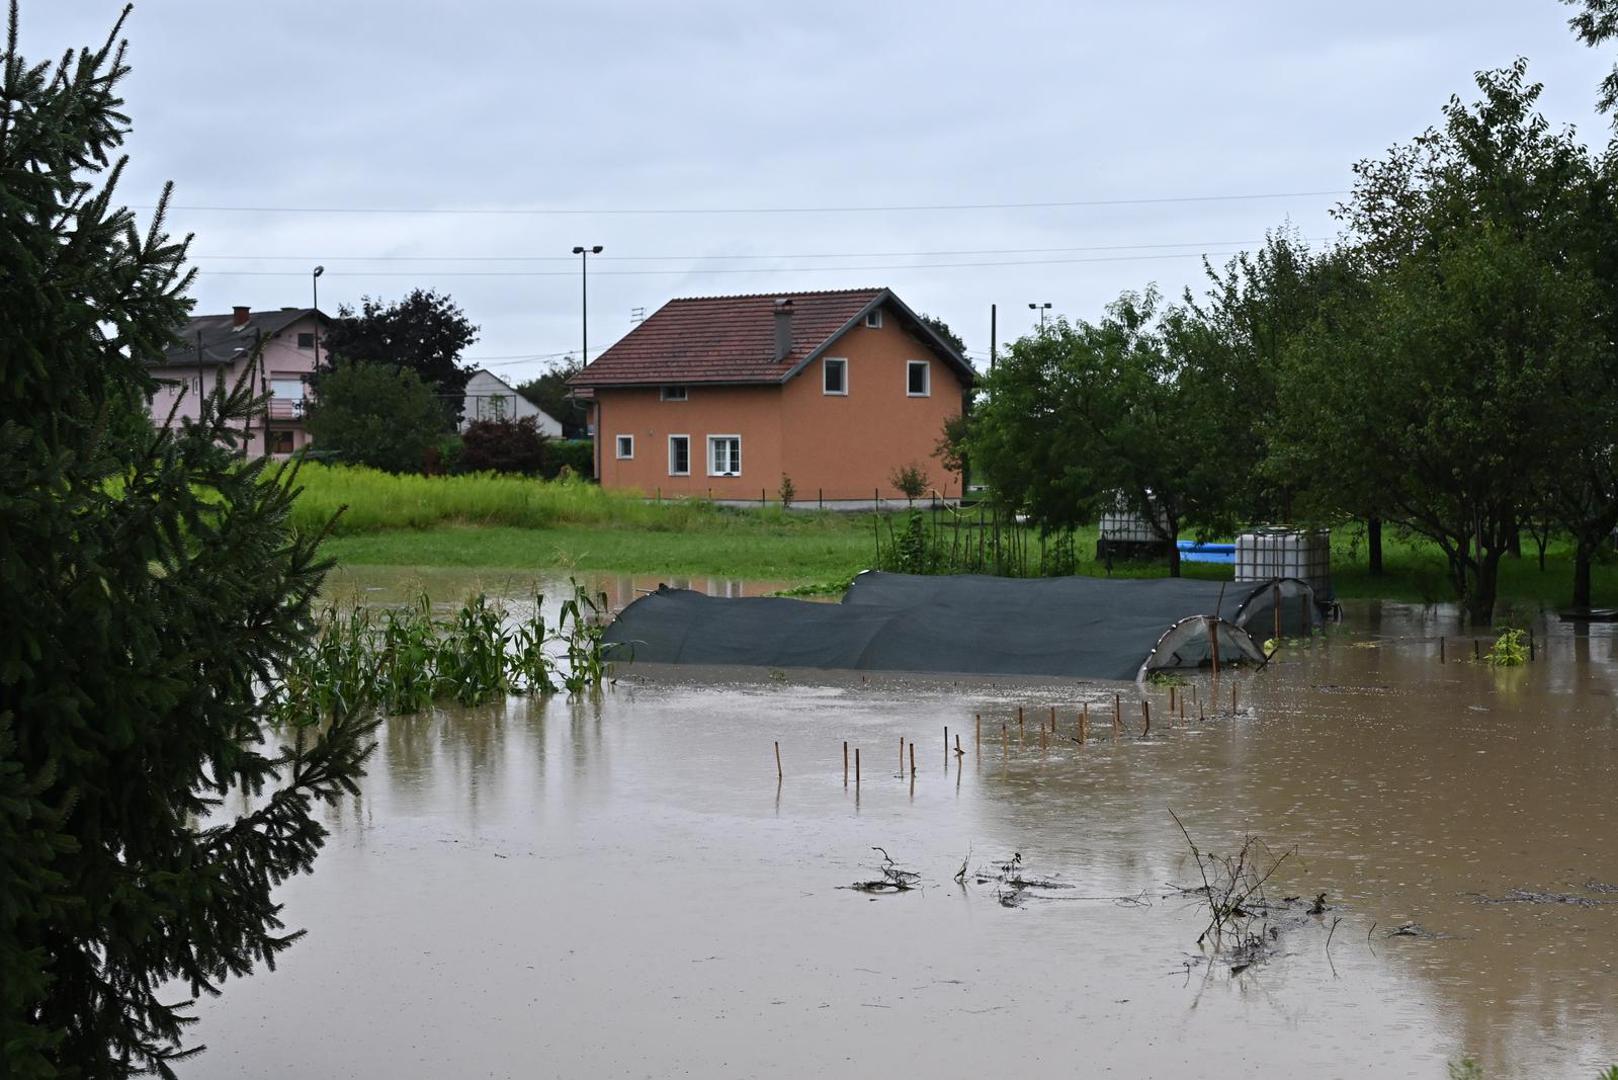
299, 466, 1617, 609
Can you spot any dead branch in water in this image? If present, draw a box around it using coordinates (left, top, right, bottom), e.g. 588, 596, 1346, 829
1168, 808, 1305, 971
845, 846, 921, 894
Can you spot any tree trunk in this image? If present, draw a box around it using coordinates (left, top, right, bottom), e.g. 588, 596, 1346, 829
1573, 542, 1594, 610
1367, 517, 1383, 576
1165, 517, 1181, 578
1465, 547, 1503, 625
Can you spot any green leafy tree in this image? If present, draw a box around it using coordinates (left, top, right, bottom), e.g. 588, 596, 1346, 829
0, 7, 377, 1076
305, 361, 445, 473
1562, 0, 1618, 117
1274, 62, 1601, 621
322, 287, 478, 423
516, 356, 589, 437
970, 290, 1248, 576
918, 313, 968, 357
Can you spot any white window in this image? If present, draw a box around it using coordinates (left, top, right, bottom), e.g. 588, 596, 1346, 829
906, 360, 931, 397
615, 434, 634, 459
270, 378, 305, 402
823, 357, 848, 395
865, 309, 882, 329
668, 434, 690, 476
660, 385, 688, 401
707, 435, 741, 477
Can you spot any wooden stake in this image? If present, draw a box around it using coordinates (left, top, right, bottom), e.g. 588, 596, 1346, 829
1440, 637, 1446, 663
855, 747, 861, 786
909, 741, 916, 777
1049, 705, 1056, 732
1018, 706, 1025, 740
899, 736, 905, 775
843, 740, 849, 786
1529, 628, 1536, 661
1474, 639, 1481, 661
944, 725, 949, 765
975, 712, 982, 746
955, 734, 964, 758
1141, 699, 1151, 737
1113, 692, 1121, 733
1169, 684, 1176, 712
775, 741, 782, 780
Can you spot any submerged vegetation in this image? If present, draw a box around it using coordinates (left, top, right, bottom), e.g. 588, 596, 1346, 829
274, 581, 612, 723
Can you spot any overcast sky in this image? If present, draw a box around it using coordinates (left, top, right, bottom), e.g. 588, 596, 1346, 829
20, 1, 1617, 381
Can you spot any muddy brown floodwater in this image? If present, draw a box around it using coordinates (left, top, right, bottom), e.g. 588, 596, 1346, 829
190, 571, 1618, 1078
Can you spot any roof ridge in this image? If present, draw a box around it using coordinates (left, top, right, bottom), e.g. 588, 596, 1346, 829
666, 287, 885, 303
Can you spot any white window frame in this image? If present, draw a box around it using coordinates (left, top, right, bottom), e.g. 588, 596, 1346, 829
667, 434, 691, 476
660, 385, 688, 401
865, 309, 882, 329
823, 357, 848, 396
615, 434, 635, 460
906, 360, 931, 397
707, 434, 741, 477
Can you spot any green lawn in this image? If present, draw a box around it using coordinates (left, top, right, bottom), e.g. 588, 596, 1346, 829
299, 465, 1618, 609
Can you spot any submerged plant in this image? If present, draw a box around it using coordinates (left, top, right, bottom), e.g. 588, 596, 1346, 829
1485, 627, 1528, 667
276, 579, 611, 722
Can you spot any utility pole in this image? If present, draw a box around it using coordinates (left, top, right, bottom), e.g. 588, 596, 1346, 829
989, 304, 996, 370
572, 245, 603, 367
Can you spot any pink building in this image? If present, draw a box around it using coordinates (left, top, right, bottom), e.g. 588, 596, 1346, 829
149, 305, 329, 457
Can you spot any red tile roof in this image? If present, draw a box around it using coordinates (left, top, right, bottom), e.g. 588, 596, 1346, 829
570, 287, 968, 389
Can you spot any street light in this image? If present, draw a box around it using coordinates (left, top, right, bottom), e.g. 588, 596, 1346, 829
312, 264, 325, 361
1028, 301, 1051, 331
572, 245, 603, 367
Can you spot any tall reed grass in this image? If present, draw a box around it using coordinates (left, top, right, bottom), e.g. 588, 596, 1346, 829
289, 463, 730, 535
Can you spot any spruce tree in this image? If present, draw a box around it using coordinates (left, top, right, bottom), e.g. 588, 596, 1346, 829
0, 6, 377, 1076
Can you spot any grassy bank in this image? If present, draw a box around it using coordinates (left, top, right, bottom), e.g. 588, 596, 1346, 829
299, 466, 1616, 608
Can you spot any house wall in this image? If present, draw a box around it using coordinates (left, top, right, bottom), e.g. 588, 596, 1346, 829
591, 314, 967, 501
593, 385, 785, 499
779, 316, 967, 501
148, 312, 324, 457
460, 369, 562, 435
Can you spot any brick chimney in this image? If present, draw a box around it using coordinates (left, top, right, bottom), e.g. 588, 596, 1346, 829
232, 305, 250, 328
772, 299, 794, 362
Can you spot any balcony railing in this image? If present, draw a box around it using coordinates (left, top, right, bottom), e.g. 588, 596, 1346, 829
267, 399, 306, 421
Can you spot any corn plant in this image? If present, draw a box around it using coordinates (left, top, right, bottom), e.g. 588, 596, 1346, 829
1485, 627, 1528, 667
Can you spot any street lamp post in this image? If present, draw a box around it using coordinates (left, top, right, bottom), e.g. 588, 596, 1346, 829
572, 245, 603, 367
1028, 301, 1051, 331
311, 265, 324, 362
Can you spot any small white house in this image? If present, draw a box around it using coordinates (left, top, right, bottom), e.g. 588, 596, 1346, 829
459, 368, 562, 435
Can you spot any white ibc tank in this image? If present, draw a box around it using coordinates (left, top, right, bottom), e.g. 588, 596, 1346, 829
1236, 528, 1331, 596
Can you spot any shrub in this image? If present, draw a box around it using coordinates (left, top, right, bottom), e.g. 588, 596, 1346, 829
305, 361, 445, 472
545, 438, 595, 480
889, 460, 931, 502
458, 416, 547, 474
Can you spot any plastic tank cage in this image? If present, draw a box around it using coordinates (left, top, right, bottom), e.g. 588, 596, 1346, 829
1236, 528, 1332, 597
603, 572, 1322, 684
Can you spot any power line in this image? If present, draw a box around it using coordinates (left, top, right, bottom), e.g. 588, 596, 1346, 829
154, 188, 1347, 218
184, 237, 1308, 263
194, 247, 1281, 279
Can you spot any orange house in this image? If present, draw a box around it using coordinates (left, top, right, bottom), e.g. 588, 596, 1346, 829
570, 288, 974, 504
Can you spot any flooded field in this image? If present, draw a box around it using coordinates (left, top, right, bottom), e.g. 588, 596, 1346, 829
194, 571, 1618, 1078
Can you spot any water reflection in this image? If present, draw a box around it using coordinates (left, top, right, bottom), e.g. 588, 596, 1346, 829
187, 579, 1618, 1078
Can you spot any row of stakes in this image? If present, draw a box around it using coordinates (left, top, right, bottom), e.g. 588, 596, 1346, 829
772, 682, 1247, 785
